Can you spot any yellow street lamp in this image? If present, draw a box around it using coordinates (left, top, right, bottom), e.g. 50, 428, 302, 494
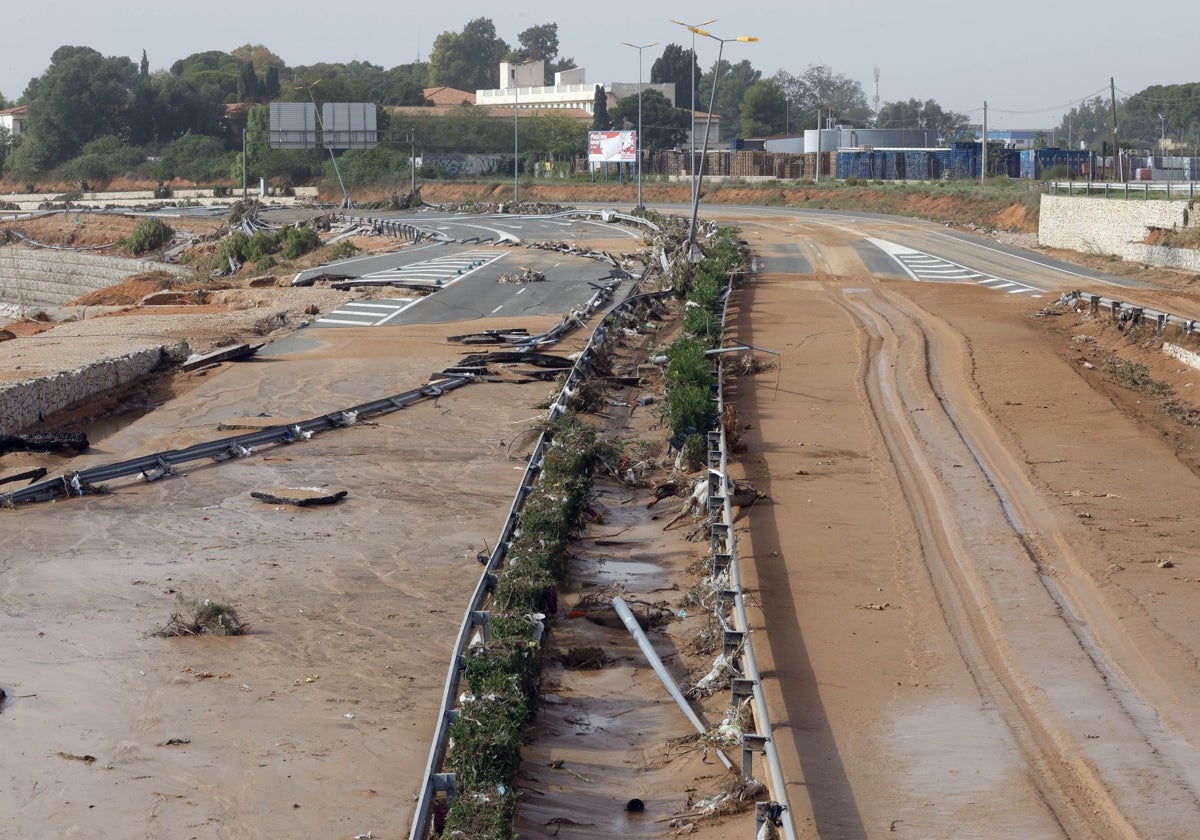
684, 29, 758, 253
669, 18, 717, 207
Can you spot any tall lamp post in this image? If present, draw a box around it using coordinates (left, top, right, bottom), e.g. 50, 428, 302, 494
670, 18, 717, 209
682, 26, 758, 255
297, 80, 351, 208
510, 59, 537, 205
1159, 113, 1166, 157
622, 40, 658, 210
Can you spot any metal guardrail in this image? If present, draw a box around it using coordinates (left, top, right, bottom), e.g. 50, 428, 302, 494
709, 283, 797, 839
407, 281, 669, 839
2, 377, 472, 507
1051, 290, 1200, 338
1047, 180, 1199, 199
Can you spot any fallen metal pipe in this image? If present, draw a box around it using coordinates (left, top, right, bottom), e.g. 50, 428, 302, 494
612, 596, 734, 770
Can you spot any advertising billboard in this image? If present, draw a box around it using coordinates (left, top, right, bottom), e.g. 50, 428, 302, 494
588, 130, 637, 163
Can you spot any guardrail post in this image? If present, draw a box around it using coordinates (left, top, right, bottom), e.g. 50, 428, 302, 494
710, 522, 730, 554
723, 630, 745, 656
1089, 295, 1100, 316
469, 610, 491, 645
1111, 301, 1122, 323
1131, 307, 1144, 327
731, 677, 755, 706
711, 552, 731, 577
1156, 314, 1167, 336
742, 733, 769, 777
756, 802, 787, 836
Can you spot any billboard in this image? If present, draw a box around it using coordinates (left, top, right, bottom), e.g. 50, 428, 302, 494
588, 130, 637, 163
322, 102, 378, 149
269, 102, 318, 149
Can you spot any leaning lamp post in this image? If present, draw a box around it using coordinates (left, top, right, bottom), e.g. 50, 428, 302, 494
670, 18, 717, 209
685, 28, 758, 255
622, 40, 658, 210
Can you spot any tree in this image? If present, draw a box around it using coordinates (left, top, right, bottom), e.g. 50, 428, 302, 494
773, 64, 870, 129
229, 44, 286, 91
876, 98, 969, 143
609, 89, 688, 150
1050, 97, 1111, 150
651, 44, 698, 111
516, 23, 573, 84
528, 111, 584, 160
385, 63, 430, 106
429, 18, 510, 93
591, 85, 611, 131
139, 50, 150, 80
237, 61, 259, 102
1116, 83, 1200, 151
740, 79, 786, 137
698, 59, 759, 140
21, 45, 139, 169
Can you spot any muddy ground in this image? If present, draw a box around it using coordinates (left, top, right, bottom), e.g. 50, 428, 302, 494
5, 195, 1200, 837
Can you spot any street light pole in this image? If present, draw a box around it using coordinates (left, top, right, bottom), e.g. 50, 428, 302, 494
682, 26, 758, 254
1159, 113, 1166, 157
670, 18, 717, 210
510, 60, 536, 206
623, 40, 658, 211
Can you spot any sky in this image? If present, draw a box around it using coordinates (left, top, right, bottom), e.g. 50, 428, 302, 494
3, 0, 1195, 130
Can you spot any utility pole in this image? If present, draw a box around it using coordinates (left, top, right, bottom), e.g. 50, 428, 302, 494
1110, 77, 1121, 182
981, 100, 987, 184
242, 128, 247, 201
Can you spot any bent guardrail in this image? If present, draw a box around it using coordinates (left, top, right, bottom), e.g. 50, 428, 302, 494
2, 376, 472, 507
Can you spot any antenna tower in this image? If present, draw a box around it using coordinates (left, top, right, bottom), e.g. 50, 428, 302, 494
872, 66, 880, 122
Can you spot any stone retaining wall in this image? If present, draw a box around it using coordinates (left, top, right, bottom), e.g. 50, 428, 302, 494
1040, 195, 1200, 271
0, 346, 165, 435
0, 246, 189, 309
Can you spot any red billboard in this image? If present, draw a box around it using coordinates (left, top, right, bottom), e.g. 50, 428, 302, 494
588, 130, 637, 163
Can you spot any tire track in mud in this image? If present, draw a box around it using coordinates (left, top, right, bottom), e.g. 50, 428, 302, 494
838, 286, 1200, 839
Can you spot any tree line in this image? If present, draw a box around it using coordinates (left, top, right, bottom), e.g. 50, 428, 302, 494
1, 21, 1193, 190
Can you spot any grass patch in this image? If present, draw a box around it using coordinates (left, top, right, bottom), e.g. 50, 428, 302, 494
1103, 356, 1173, 397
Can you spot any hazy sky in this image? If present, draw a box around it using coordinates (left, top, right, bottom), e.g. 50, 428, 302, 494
3, 1, 1193, 129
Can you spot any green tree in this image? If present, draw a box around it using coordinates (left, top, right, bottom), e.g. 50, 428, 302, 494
429, 18, 510, 93
1116, 83, 1200, 151
699, 59, 760, 140
237, 61, 259, 102
651, 44, 699, 112
229, 44, 286, 91
773, 64, 870, 129
1056, 97, 1108, 150
62, 134, 146, 182
740, 79, 786, 137
154, 133, 231, 182
386, 62, 430, 105
591, 85, 611, 131
515, 23, 572, 84
875, 98, 968, 142
609, 89, 687, 150
528, 111, 584, 160
139, 50, 150, 80
21, 45, 139, 169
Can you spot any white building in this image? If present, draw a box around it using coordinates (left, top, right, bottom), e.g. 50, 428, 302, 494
476, 61, 675, 115
0, 105, 27, 141
475, 61, 720, 145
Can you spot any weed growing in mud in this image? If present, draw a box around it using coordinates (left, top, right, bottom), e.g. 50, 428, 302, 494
1103, 356, 1173, 396
155, 596, 247, 637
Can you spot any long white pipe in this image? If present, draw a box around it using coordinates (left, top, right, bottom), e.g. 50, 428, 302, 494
612, 596, 734, 770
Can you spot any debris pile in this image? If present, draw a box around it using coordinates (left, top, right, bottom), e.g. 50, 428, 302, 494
497, 267, 546, 284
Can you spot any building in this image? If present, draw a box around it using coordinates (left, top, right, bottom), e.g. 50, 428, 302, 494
0, 105, 28, 142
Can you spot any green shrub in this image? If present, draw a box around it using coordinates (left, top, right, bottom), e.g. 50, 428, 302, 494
126, 217, 175, 255
329, 240, 361, 260
280, 225, 322, 259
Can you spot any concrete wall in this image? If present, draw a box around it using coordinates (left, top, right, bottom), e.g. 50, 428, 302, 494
0, 246, 190, 309
0, 346, 165, 435
1039, 194, 1195, 263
